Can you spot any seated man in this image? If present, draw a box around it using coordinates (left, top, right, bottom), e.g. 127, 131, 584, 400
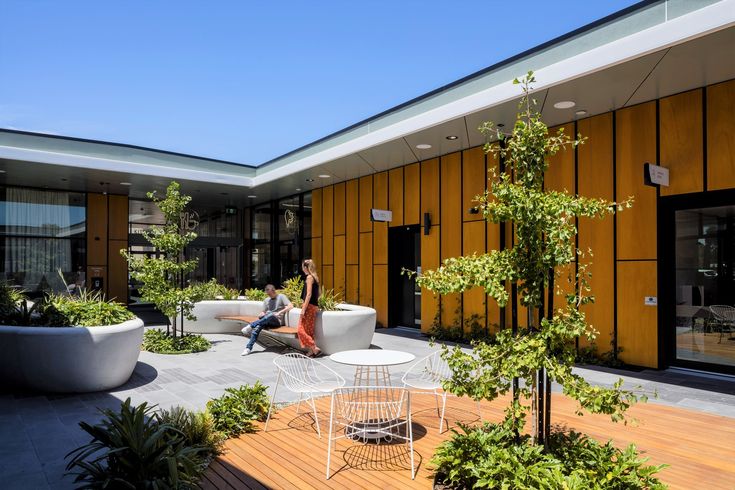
241, 284, 293, 356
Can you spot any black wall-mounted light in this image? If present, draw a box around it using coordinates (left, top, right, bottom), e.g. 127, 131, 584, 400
423, 212, 431, 235
468, 207, 480, 215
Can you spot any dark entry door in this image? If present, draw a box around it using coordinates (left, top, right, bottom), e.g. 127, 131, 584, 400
389, 225, 421, 328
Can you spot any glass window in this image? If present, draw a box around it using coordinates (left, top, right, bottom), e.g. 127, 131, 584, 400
251, 243, 271, 288
674, 205, 735, 368
0, 187, 86, 294
252, 203, 272, 242
302, 192, 312, 239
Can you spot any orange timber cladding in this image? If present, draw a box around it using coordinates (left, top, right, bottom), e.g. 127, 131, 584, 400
308, 80, 735, 369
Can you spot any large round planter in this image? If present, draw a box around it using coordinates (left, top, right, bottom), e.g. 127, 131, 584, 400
282, 304, 376, 355
184, 300, 264, 334
0, 318, 144, 393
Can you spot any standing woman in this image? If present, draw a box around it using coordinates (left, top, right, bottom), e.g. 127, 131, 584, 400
298, 259, 322, 357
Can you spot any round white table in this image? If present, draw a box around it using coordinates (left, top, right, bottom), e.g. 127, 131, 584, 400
330, 349, 415, 386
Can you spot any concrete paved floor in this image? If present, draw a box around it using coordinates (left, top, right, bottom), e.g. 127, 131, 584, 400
1, 326, 734, 489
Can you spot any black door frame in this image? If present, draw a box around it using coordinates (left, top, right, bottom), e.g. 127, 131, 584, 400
388, 224, 421, 328
658, 188, 735, 376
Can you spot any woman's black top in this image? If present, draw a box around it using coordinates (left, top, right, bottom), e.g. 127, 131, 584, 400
301, 275, 320, 306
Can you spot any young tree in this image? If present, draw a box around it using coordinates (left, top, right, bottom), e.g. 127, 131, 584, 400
122, 181, 200, 337
415, 72, 641, 445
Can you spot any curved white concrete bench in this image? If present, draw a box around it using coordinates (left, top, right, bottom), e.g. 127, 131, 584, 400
185, 300, 264, 334
279, 303, 376, 355
0, 318, 144, 393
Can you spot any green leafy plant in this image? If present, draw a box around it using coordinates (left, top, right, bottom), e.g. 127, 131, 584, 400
244, 288, 268, 301
195, 278, 241, 301
65, 398, 208, 489
413, 72, 643, 443
432, 422, 667, 489
318, 288, 342, 311
42, 288, 135, 327
279, 276, 304, 307
156, 406, 225, 458
122, 181, 201, 337
0, 282, 38, 325
142, 328, 210, 355
206, 382, 270, 438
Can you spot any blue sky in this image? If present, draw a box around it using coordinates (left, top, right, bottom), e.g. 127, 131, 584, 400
1, 1, 639, 165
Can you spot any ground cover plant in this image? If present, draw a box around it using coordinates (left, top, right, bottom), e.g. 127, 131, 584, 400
413, 72, 664, 488
206, 381, 271, 438
142, 327, 211, 354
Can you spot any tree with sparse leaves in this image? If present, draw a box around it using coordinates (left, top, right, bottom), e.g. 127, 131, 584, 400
413, 72, 642, 445
122, 181, 201, 337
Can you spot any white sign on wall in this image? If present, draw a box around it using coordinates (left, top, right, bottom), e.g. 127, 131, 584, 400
371, 209, 393, 222
644, 163, 669, 187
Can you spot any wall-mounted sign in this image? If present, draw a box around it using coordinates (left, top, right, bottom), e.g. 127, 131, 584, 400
644, 163, 669, 187
644, 296, 657, 306
371, 209, 393, 222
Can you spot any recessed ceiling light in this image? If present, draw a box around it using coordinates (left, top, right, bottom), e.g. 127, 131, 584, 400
306, 178, 315, 182
247, 195, 257, 198
318, 174, 331, 178
120, 182, 131, 186
446, 135, 458, 140
0, 170, 6, 173
416, 144, 432, 150
295, 188, 302, 191
553, 100, 576, 109
575, 110, 588, 116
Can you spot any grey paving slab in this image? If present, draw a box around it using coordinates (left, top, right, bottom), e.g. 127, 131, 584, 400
1, 327, 734, 488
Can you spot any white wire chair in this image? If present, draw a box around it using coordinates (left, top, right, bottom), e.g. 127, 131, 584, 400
326, 386, 414, 480
401, 350, 481, 433
708, 305, 735, 343
264, 353, 346, 437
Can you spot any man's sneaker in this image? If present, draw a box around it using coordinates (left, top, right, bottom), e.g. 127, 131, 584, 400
240, 348, 251, 356
241, 325, 252, 336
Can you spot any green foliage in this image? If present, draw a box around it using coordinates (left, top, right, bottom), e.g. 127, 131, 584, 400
156, 406, 225, 458
65, 398, 209, 489
428, 306, 495, 343
244, 288, 268, 301
142, 328, 211, 355
0, 282, 38, 325
206, 382, 270, 438
279, 276, 304, 307
576, 342, 625, 369
432, 422, 667, 489
42, 288, 135, 327
318, 288, 342, 311
195, 278, 241, 301
122, 182, 201, 333
413, 72, 643, 431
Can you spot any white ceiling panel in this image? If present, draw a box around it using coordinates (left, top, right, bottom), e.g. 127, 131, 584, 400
627, 26, 735, 106
464, 94, 538, 147
403, 118, 470, 161
357, 138, 417, 172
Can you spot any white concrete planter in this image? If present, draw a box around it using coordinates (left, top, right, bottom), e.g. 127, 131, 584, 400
184, 300, 264, 334
0, 318, 144, 393
282, 304, 376, 355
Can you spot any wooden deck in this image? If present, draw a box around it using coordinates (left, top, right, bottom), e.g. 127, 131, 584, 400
202, 391, 735, 489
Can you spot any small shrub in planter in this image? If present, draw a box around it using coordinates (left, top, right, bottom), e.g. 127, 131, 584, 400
432, 422, 667, 489
66, 398, 209, 489
156, 406, 225, 459
279, 276, 304, 307
195, 278, 241, 301
243, 288, 267, 301
206, 382, 270, 438
142, 328, 211, 354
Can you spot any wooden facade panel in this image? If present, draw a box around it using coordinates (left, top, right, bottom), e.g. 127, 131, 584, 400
108, 195, 129, 241
420, 226, 440, 333
333, 235, 346, 297
616, 261, 658, 368
616, 102, 657, 260
346, 179, 359, 264
660, 89, 704, 196
333, 182, 346, 236
578, 113, 615, 350
388, 167, 404, 227
462, 221, 486, 330
373, 264, 388, 327
373, 172, 389, 265
545, 123, 575, 192
404, 163, 420, 225
321, 265, 333, 292
346, 265, 358, 304
420, 158, 440, 225
440, 152, 462, 326
322, 186, 334, 265
108, 239, 128, 303
707, 79, 735, 191
359, 176, 373, 233
312, 188, 322, 238
311, 237, 322, 280
462, 147, 486, 221
87, 193, 108, 267
358, 233, 373, 307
